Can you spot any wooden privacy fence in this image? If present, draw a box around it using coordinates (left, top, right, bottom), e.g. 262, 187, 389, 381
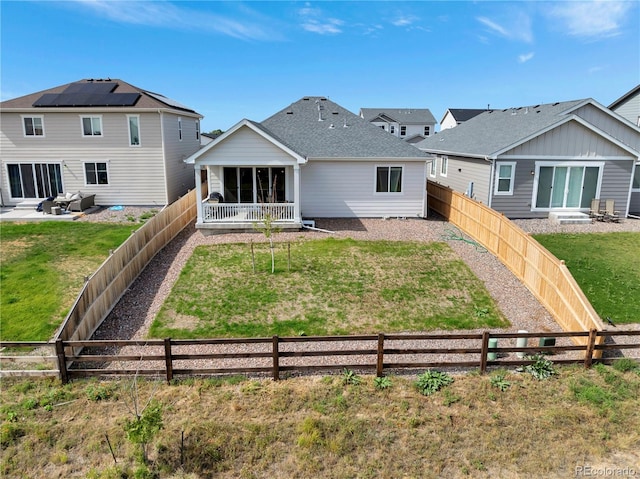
2, 330, 638, 383
54, 184, 207, 345
427, 181, 605, 348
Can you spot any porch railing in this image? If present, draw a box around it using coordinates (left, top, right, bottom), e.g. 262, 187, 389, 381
202, 202, 296, 223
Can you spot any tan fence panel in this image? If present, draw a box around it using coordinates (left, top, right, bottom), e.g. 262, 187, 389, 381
55, 184, 207, 344
427, 181, 605, 347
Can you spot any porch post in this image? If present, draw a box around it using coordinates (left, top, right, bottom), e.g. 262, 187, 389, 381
195, 167, 203, 224
293, 164, 301, 222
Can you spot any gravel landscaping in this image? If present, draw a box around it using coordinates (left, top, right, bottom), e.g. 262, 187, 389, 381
78, 207, 640, 375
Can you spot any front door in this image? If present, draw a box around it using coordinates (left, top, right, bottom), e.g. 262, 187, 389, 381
535, 165, 599, 209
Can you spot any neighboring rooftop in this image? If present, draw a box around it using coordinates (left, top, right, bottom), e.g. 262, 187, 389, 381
608, 84, 640, 110
0, 78, 200, 114
260, 97, 429, 159
440, 108, 490, 125
415, 100, 587, 157
360, 108, 437, 125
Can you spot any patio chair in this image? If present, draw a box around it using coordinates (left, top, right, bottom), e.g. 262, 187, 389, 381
589, 198, 604, 221
41, 200, 55, 214
603, 199, 621, 222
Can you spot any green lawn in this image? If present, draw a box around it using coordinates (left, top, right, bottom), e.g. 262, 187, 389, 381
0, 222, 137, 340
150, 238, 509, 338
534, 232, 640, 324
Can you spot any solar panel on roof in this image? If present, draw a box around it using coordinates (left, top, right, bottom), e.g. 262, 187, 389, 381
62, 82, 117, 94
32, 92, 140, 107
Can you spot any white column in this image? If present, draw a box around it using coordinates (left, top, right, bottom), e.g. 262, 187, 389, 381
195, 167, 203, 224
293, 164, 301, 222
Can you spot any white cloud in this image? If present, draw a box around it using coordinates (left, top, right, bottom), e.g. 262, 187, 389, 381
71, 0, 281, 41
391, 15, 418, 27
548, 1, 632, 38
477, 12, 533, 43
518, 52, 535, 63
301, 18, 344, 35
297, 3, 344, 35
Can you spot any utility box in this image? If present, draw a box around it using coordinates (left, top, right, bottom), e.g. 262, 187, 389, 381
539, 337, 556, 347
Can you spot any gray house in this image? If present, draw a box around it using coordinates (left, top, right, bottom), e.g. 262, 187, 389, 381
416, 99, 640, 219
186, 96, 430, 231
0, 78, 202, 207
609, 84, 640, 127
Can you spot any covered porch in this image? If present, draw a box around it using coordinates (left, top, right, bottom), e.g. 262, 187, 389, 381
193, 164, 303, 232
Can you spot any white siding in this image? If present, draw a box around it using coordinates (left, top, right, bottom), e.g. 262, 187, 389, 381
300, 160, 426, 218
440, 112, 458, 130
1, 109, 201, 206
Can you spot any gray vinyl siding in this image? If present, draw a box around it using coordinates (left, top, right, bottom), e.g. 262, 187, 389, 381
507, 120, 632, 157
430, 155, 492, 204
490, 158, 538, 218
573, 104, 640, 151
300, 160, 426, 218
598, 159, 635, 215
610, 95, 640, 127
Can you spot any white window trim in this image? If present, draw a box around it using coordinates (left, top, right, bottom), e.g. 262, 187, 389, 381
400, 125, 407, 137
21, 115, 45, 137
429, 158, 437, 178
530, 160, 605, 212
195, 120, 200, 141
127, 114, 141, 147
178, 117, 183, 141
83, 160, 110, 186
374, 164, 404, 195
494, 161, 516, 195
80, 115, 103, 137
440, 156, 448, 177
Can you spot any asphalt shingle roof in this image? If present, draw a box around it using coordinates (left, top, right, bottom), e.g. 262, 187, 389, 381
416, 100, 586, 157
360, 108, 437, 125
0, 78, 200, 114
260, 97, 428, 159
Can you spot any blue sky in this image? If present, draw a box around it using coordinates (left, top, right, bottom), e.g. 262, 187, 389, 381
1, 1, 638, 132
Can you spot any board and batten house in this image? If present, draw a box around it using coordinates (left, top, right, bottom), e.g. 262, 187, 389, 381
416, 99, 640, 218
186, 96, 430, 232
0, 78, 202, 207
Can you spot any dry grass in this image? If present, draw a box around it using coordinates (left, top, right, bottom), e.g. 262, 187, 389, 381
2, 364, 639, 478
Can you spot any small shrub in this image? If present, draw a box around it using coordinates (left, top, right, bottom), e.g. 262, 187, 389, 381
342, 369, 361, 386
86, 382, 118, 401
0, 422, 24, 447
524, 354, 556, 380
490, 373, 511, 392
415, 370, 454, 396
612, 358, 639, 373
373, 376, 392, 390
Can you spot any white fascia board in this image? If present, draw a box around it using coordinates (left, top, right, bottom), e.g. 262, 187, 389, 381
309, 156, 428, 162
2, 106, 203, 119
184, 119, 307, 165
563, 98, 640, 134
417, 148, 489, 161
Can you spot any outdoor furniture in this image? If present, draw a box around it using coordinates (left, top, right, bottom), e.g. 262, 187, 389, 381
54, 195, 72, 210
602, 199, 621, 222
589, 198, 604, 221
41, 200, 55, 214
69, 194, 95, 212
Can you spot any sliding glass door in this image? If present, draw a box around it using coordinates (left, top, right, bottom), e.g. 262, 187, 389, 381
223, 167, 286, 203
6, 163, 63, 199
535, 165, 599, 209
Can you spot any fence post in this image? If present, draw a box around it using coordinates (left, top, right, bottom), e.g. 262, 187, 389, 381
584, 329, 598, 368
480, 331, 490, 374
55, 339, 69, 384
164, 338, 173, 384
272, 335, 280, 381
376, 333, 384, 377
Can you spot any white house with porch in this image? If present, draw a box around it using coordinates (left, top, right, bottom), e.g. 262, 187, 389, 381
186, 96, 430, 232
